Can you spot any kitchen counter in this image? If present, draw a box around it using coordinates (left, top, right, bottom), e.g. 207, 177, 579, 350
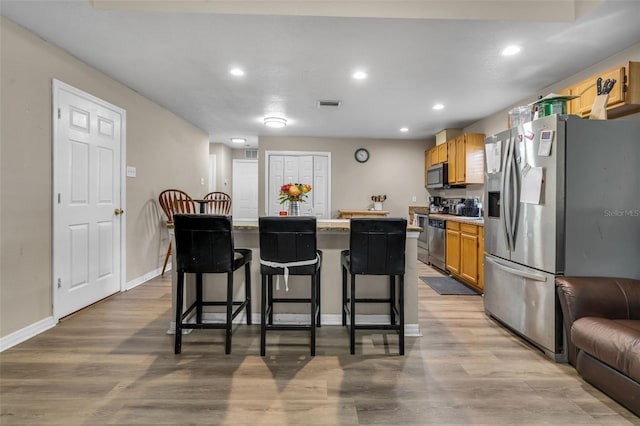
427, 213, 484, 226
338, 209, 390, 219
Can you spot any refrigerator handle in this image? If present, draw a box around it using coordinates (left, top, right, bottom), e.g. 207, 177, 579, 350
509, 144, 519, 246
503, 135, 514, 251
485, 256, 548, 282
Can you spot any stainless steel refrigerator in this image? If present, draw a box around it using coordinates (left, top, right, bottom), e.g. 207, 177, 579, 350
483, 114, 640, 361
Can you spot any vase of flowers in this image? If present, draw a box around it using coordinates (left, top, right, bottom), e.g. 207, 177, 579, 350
279, 183, 312, 216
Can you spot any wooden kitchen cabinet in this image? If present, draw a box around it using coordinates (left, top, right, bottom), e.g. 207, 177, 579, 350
447, 133, 485, 185
446, 220, 483, 293
437, 143, 448, 164
445, 221, 460, 275
565, 61, 640, 119
447, 139, 456, 184
459, 223, 479, 286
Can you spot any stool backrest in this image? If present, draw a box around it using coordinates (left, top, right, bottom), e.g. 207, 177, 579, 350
202, 191, 232, 215
259, 217, 317, 265
349, 218, 407, 275
174, 214, 235, 273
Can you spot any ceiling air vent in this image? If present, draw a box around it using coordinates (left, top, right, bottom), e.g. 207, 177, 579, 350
317, 100, 342, 109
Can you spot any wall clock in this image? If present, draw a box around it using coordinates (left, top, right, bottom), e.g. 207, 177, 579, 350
354, 148, 369, 163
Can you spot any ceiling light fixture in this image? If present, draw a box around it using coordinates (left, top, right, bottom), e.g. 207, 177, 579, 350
400, 127, 409, 132
229, 68, 245, 76
433, 104, 444, 110
264, 116, 287, 128
352, 71, 368, 80
230, 138, 246, 144
502, 45, 521, 56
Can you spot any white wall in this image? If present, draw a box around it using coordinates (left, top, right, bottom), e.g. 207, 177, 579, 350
0, 17, 209, 339
259, 136, 431, 218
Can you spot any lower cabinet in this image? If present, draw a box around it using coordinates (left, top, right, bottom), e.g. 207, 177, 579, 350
445, 222, 460, 275
446, 221, 483, 292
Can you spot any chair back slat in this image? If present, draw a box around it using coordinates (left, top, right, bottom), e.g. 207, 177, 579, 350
159, 189, 197, 223
349, 218, 407, 275
174, 214, 235, 273
203, 191, 232, 215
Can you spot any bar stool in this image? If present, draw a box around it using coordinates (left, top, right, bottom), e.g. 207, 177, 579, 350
341, 218, 407, 355
259, 217, 322, 356
173, 214, 252, 355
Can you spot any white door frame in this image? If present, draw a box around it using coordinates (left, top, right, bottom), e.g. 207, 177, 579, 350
52, 79, 127, 321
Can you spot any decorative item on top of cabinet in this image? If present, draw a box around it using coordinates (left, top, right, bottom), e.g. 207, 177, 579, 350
565, 61, 640, 119
447, 133, 485, 185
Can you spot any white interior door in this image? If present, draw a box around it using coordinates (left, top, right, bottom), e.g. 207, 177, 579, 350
232, 160, 258, 219
208, 154, 217, 192
53, 80, 126, 319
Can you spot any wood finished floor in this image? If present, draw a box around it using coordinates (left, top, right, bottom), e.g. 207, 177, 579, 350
1, 262, 638, 425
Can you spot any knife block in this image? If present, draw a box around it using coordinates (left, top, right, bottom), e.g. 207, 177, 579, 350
589, 94, 609, 120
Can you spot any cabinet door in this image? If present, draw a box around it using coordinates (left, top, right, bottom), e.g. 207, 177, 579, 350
573, 66, 626, 117
437, 144, 448, 164
460, 226, 478, 285
424, 150, 430, 186
447, 139, 456, 184
446, 228, 460, 275
430, 147, 439, 166
455, 136, 466, 183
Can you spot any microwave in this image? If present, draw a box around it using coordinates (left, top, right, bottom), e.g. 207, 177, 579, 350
426, 163, 448, 189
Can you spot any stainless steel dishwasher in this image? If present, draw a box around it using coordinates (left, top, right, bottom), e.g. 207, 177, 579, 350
427, 218, 446, 271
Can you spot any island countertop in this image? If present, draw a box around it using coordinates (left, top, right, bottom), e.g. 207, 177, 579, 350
232, 218, 422, 232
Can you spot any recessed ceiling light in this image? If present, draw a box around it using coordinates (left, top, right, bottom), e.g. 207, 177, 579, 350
230, 138, 246, 144
400, 127, 409, 132
433, 104, 444, 110
352, 71, 368, 80
264, 116, 287, 128
502, 45, 521, 56
229, 68, 245, 76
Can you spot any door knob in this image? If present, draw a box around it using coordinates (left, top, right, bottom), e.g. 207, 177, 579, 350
114, 208, 124, 215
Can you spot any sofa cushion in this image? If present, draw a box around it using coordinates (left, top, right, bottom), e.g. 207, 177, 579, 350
572, 317, 640, 383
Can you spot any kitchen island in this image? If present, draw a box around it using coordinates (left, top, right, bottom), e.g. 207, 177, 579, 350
168, 219, 422, 338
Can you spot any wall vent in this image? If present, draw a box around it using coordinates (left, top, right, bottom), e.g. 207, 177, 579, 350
317, 100, 342, 108
245, 149, 258, 160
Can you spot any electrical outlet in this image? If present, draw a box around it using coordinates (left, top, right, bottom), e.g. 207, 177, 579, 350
412, 195, 417, 202
200, 178, 205, 185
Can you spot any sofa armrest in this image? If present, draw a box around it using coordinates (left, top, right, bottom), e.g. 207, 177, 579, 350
556, 276, 640, 365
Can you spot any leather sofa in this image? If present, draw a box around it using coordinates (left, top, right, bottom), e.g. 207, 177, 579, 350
556, 276, 640, 416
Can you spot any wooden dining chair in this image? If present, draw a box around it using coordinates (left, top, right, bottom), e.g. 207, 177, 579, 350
158, 189, 197, 276
202, 191, 232, 215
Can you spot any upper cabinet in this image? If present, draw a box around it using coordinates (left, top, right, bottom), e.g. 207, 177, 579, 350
447, 133, 485, 185
565, 62, 640, 119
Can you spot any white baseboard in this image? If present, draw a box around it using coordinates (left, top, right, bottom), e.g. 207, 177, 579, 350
125, 265, 169, 291
0, 316, 56, 352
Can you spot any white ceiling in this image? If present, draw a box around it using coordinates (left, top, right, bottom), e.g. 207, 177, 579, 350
2, 1, 639, 148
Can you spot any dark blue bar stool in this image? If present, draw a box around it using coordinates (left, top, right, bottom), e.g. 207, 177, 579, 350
173, 214, 252, 354
341, 218, 407, 355
259, 216, 322, 356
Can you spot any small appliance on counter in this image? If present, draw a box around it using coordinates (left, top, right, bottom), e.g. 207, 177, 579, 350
462, 197, 481, 217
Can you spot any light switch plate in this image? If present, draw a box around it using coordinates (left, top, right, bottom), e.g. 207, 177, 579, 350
126, 166, 136, 178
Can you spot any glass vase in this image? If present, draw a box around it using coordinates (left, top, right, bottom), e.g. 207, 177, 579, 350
289, 201, 301, 216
